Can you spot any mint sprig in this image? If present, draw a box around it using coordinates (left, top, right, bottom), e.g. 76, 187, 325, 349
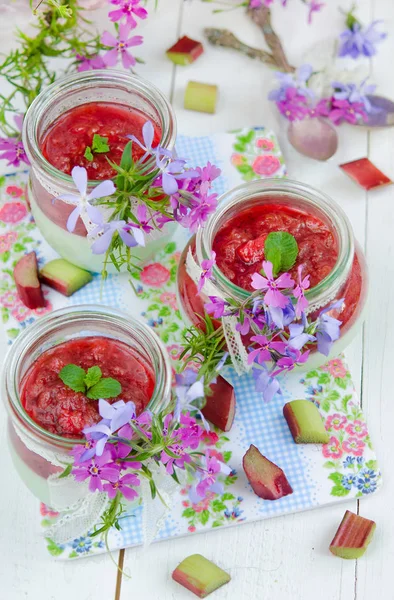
264, 231, 299, 276
58, 364, 122, 400
84, 135, 110, 163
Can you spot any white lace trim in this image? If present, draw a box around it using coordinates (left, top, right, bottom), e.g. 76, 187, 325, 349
186, 249, 250, 376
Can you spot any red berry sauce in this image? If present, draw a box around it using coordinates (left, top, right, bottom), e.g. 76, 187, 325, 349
41, 102, 161, 180
21, 336, 155, 438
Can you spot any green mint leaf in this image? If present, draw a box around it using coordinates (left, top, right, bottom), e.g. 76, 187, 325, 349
92, 134, 110, 154
120, 140, 133, 171
58, 364, 86, 393
84, 146, 93, 161
86, 378, 122, 400
84, 366, 102, 389
264, 231, 298, 275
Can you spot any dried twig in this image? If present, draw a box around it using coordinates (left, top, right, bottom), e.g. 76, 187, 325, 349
248, 6, 294, 73
204, 27, 294, 71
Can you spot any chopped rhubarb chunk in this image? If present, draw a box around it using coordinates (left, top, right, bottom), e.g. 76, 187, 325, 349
166, 36, 204, 65
202, 376, 236, 432
340, 158, 392, 190
283, 399, 329, 444
172, 554, 230, 598
184, 81, 218, 114
243, 444, 293, 500
330, 510, 376, 559
13, 251, 45, 309
237, 234, 267, 264
40, 259, 92, 296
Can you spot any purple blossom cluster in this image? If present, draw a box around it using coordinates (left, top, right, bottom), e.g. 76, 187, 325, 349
71, 393, 231, 505
269, 64, 372, 126
338, 18, 386, 60
200, 257, 343, 403
0, 115, 29, 168
76, 0, 147, 71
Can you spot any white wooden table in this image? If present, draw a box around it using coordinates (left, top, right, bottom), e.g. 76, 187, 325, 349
1, 1, 393, 598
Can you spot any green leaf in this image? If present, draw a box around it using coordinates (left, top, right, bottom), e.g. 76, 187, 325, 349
7, 328, 20, 339
331, 485, 350, 497
306, 370, 319, 379
0, 251, 10, 263
165, 242, 176, 254
212, 500, 226, 512
182, 508, 195, 518
236, 164, 253, 174
321, 398, 330, 412
341, 394, 352, 412
212, 520, 223, 528
58, 464, 72, 479
46, 538, 64, 557
317, 373, 330, 385
92, 134, 110, 154
328, 472, 343, 485
84, 366, 102, 389
323, 461, 337, 469
365, 460, 378, 471
221, 493, 235, 501
58, 364, 86, 393
233, 143, 246, 152
87, 377, 122, 400
200, 509, 210, 525
84, 146, 93, 161
222, 451, 232, 463
264, 231, 298, 275
120, 140, 133, 171
327, 390, 340, 402
335, 377, 347, 390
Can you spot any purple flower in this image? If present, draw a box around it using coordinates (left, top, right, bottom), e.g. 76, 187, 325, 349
83, 400, 136, 456
155, 156, 188, 196
204, 296, 230, 319
194, 451, 231, 499
332, 80, 376, 113
198, 251, 216, 293
316, 299, 343, 356
70, 437, 97, 464
307, 0, 324, 24
196, 162, 221, 184
72, 451, 120, 492
0, 114, 29, 168
55, 166, 115, 233
118, 410, 152, 440
288, 320, 316, 351
178, 414, 204, 450
101, 23, 143, 69
108, 442, 140, 470
277, 88, 310, 121
108, 0, 148, 28
328, 99, 368, 125
88, 208, 144, 254
252, 367, 281, 403
248, 335, 287, 365
174, 373, 207, 429
103, 472, 140, 500
338, 20, 386, 59
272, 349, 310, 376
75, 53, 105, 72
161, 442, 192, 474
127, 120, 159, 162
293, 265, 310, 317
251, 261, 295, 308
267, 300, 295, 330
269, 64, 314, 103
187, 189, 218, 233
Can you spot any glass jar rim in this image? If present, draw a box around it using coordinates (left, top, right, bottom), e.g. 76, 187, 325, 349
22, 69, 177, 189
196, 178, 355, 310
2, 305, 172, 449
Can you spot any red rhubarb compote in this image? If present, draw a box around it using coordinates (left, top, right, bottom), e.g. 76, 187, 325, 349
41, 102, 161, 180
21, 336, 155, 438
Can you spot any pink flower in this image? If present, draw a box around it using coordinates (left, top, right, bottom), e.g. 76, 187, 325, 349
201, 431, 219, 446
198, 251, 216, 293
231, 153, 244, 166
0, 231, 17, 253
166, 344, 183, 360
277, 88, 310, 122
0, 290, 18, 308
101, 23, 143, 69
256, 138, 274, 150
326, 413, 347, 431
188, 525, 196, 533
33, 301, 52, 316
140, 263, 171, 287
182, 500, 190, 507
342, 436, 365, 456
160, 292, 178, 310
108, 0, 148, 28
252, 155, 281, 176
0, 115, 29, 167
322, 436, 343, 459
75, 53, 105, 72
6, 185, 24, 198
251, 260, 295, 308
0, 202, 27, 223
103, 473, 140, 501
207, 448, 224, 462
345, 420, 368, 439
40, 503, 59, 518
293, 265, 310, 317
321, 358, 347, 379
11, 304, 31, 322
328, 99, 368, 125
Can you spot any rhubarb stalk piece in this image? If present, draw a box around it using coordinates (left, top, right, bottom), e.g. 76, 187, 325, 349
172, 554, 230, 598
243, 444, 293, 500
40, 259, 93, 296
13, 251, 45, 309
166, 36, 204, 65
184, 81, 218, 114
283, 399, 330, 444
330, 511, 376, 559
202, 376, 236, 432
340, 158, 392, 190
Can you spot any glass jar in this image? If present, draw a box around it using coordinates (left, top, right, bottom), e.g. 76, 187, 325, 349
177, 178, 368, 370
2, 305, 172, 505
22, 70, 177, 273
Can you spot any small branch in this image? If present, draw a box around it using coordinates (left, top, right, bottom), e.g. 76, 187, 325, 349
248, 6, 294, 73
204, 27, 292, 70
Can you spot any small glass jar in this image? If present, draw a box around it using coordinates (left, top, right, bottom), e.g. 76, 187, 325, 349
2, 305, 172, 505
177, 178, 368, 370
22, 70, 177, 273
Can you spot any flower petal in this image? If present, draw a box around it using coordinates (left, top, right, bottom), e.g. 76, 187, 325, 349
66, 206, 81, 233
88, 180, 116, 201
71, 166, 88, 196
